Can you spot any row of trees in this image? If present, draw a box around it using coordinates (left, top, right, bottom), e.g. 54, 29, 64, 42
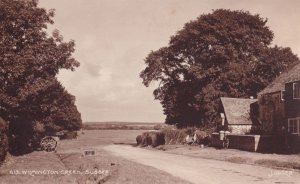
140, 9, 299, 128
0, 0, 82, 154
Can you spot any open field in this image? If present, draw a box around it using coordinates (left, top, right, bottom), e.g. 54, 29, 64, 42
0, 130, 192, 184
82, 122, 163, 130
1, 129, 299, 184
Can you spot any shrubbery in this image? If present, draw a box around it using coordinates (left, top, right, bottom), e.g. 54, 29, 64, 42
162, 126, 188, 145
0, 118, 8, 163
137, 126, 213, 147
60, 131, 78, 140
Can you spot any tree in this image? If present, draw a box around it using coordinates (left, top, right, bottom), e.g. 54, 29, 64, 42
140, 9, 299, 127
0, 0, 82, 154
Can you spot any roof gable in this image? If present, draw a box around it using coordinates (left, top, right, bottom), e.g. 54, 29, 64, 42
221, 97, 257, 125
258, 63, 300, 95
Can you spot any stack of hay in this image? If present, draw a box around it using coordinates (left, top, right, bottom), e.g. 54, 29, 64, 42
136, 131, 165, 147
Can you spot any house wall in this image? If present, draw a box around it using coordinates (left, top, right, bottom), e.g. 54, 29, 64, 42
211, 133, 278, 152
285, 82, 300, 118
257, 81, 300, 152
285, 81, 300, 151
258, 91, 285, 134
288, 134, 300, 152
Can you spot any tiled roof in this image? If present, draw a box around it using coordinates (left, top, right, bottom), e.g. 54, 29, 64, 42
258, 63, 300, 95
221, 97, 257, 125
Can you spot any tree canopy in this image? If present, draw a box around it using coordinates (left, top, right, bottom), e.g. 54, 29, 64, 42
0, 0, 82, 154
140, 9, 299, 127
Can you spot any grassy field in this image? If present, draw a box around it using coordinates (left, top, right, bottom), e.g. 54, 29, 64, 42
0, 130, 192, 184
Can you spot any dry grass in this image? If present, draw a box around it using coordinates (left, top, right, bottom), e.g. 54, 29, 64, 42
0, 152, 76, 184
0, 130, 145, 184
162, 127, 188, 144
254, 159, 300, 170
58, 151, 116, 184
225, 157, 250, 164
161, 126, 213, 145
104, 155, 193, 184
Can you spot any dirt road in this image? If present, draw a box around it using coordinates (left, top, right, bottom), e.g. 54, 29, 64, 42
104, 145, 299, 184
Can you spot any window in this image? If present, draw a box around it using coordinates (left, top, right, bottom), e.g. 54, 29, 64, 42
293, 82, 300, 99
288, 118, 300, 134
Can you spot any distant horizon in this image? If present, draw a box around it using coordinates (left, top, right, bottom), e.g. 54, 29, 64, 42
83, 121, 164, 124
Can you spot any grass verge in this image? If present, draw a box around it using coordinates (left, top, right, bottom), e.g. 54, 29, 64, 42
254, 159, 300, 170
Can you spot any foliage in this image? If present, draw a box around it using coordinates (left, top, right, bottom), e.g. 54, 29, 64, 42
60, 131, 78, 140
0, 0, 82, 154
162, 126, 188, 144
0, 117, 8, 162
140, 9, 299, 127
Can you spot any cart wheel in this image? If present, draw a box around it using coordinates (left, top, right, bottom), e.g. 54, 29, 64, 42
40, 136, 57, 152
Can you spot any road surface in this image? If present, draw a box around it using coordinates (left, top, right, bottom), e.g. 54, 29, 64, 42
104, 145, 299, 184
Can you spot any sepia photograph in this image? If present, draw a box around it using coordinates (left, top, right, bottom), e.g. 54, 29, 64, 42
0, 0, 300, 183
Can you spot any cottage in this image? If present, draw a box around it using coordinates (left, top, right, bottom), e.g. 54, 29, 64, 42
257, 63, 300, 151
220, 97, 258, 134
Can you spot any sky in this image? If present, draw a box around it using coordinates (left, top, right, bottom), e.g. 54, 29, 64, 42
38, 0, 300, 123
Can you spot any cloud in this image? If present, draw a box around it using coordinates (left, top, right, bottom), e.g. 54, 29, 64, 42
84, 62, 101, 77
41, 0, 300, 122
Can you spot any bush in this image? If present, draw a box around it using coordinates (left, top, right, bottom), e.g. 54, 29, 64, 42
137, 126, 214, 147
60, 131, 78, 140
0, 117, 8, 163
162, 126, 213, 145
153, 124, 165, 130
162, 126, 188, 144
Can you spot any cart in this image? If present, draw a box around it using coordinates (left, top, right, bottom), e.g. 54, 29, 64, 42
40, 136, 59, 152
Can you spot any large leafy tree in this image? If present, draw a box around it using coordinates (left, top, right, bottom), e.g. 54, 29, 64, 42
140, 9, 299, 127
0, 0, 82, 153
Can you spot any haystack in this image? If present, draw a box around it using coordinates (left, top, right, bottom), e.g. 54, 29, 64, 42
136, 135, 142, 145
137, 131, 165, 147
148, 131, 165, 147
